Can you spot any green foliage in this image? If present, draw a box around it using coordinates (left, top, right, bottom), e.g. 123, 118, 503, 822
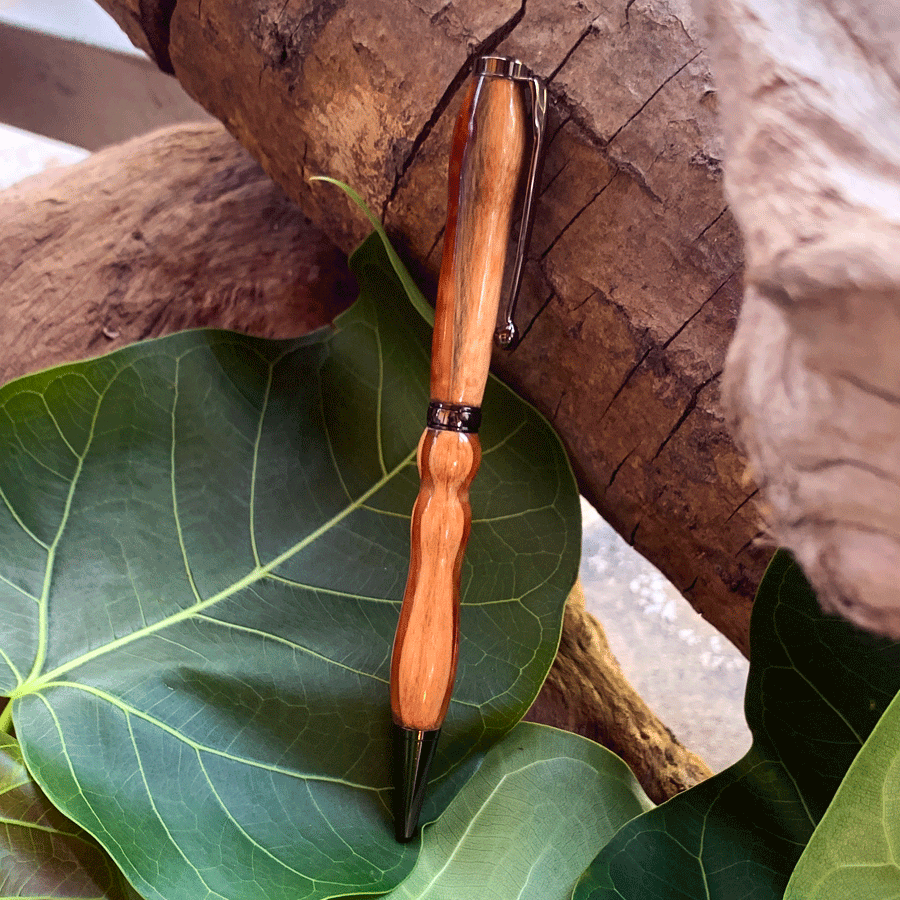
1, 184, 897, 899
0, 732, 138, 899
360, 723, 652, 900
574, 549, 900, 900
784, 682, 900, 897
309, 177, 435, 328
0, 234, 579, 900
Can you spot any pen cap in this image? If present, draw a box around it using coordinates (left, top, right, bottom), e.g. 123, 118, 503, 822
430, 60, 531, 407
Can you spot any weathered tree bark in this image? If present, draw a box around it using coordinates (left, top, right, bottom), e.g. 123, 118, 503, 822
697, 0, 900, 639
0, 123, 710, 800
93, 0, 767, 656
94, 0, 176, 72
0, 123, 353, 383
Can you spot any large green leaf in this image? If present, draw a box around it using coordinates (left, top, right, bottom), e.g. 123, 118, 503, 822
574, 550, 900, 900
0, 732, 137, 899
366, 723, 651, 900
0, 233, 579, 900
784, 683, 900, 898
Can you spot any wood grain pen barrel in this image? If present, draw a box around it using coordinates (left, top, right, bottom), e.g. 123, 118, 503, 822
390, 62, 528, 842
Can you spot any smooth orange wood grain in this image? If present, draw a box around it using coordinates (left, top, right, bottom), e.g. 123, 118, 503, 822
391, 429, 480, 729
431, 74, 527, 407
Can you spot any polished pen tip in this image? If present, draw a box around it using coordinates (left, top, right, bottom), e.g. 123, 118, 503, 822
392, 724, 441, 843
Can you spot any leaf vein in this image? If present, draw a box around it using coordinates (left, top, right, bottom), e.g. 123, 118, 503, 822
248, 360, 274, 568
0, 571, 39, 605
0, 481, 49, 551
373, 315, 387, 479
262, 574, 402, 604
170, 356, 203, 607
42, 682, 388, 791
318, 376, 353, 504
125, 712, 228, 898
194, 749, 317, 881
192, 614, 389, 683
28, 694, 134, 866
26, 362, 120, 682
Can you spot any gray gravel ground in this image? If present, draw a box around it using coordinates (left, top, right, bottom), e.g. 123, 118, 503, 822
579, 499, 752, 773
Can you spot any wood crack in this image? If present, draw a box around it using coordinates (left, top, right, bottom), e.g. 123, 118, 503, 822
515, 290, 556, 345
607, 446, 637, 489
540, 170, 618, 260
607, 50, 702, 145
610, 157, 662, 204
661, 266, 740, 352
428, 1, 453, 25
546, 19, 598, 84
598, 334, 652, 424
693, 206, 728, 243
571, 289, 598, 312
651, 369, 722, 463
724, 488, 759, 524
546, 114, 572, 150
381, 0, 528, 218
624, 0, 638, 26
539, 160, 569, 198
735, 531, 765, 559
552, 389, 567, 421
274, 0, 292, 27
425, 224, 445, 265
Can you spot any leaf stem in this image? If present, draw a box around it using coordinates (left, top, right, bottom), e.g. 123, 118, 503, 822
0, 700, 13, 735
309, 176, 435, 326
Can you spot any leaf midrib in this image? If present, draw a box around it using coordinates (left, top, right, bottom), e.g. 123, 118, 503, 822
25, 371, 105, 685
12, 446, 416, 698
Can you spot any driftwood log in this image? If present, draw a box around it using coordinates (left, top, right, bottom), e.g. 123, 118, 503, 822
699, 0, 900, 639
94, 0, 768, 657
0, 125, 711, 801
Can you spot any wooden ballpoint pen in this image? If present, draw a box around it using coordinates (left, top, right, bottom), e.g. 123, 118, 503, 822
390, 55, 547, 843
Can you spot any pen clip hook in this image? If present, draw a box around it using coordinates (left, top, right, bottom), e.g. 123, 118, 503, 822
474, 55, 548, 350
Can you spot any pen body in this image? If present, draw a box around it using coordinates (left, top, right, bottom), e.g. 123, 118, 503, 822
390, 73, 527, 732
390, 429, 480, 729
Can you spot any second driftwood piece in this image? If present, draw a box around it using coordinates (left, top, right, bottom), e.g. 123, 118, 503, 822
699, 0, 900, 639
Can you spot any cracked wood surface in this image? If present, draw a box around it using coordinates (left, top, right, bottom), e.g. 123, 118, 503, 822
92, 0, 771, 655
0, 123, 710, 798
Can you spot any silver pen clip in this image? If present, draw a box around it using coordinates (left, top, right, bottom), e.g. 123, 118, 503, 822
473, 55, 548, 350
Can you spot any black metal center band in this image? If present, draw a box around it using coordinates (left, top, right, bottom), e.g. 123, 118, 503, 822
427, 401, 482, 434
